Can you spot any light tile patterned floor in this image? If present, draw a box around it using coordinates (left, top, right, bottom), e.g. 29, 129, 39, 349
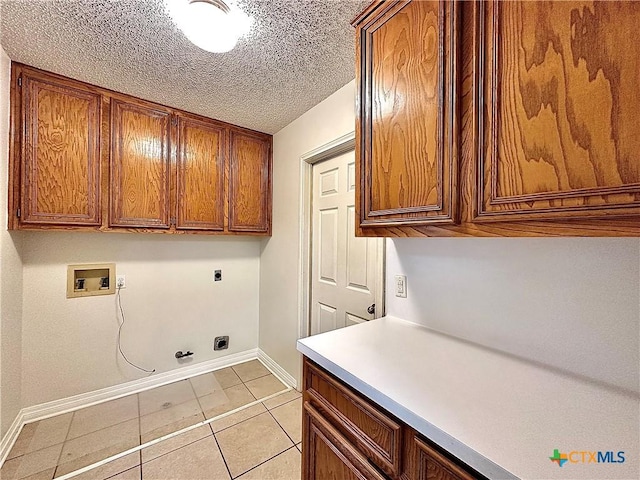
1, 360, 302, 480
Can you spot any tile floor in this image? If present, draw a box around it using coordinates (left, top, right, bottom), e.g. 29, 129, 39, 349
1, 360, 302, 480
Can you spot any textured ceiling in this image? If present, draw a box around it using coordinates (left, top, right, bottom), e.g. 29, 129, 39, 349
0, 0, 368, 134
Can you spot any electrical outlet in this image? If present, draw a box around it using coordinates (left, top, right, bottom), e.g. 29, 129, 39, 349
116, 275, 126, 289
213, 269, 222, 282
395, 275, 407, 298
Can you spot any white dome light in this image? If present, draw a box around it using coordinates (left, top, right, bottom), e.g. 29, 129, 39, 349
165, 0, 253, 53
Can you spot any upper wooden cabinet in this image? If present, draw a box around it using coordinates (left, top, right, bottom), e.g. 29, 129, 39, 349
228, 129, 272, 233
354, 0, 458, 227
8, 63, 272, 236
110, 99, 172, 228
17, 70, 102, 226
176, 115, 226, 231
476, 0, 640, 222
353, 0, 640, 237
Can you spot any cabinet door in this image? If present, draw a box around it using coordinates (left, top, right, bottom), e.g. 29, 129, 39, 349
415, 437, 477, 480
20, 72, 101, 226
303, 402, 387, 480
475, 1, 640, 221
305, 360, 402, 477
355, 0, 459, 227
176, 116, 225, 230
228, 130, 271, 233
110, 99, 172, 228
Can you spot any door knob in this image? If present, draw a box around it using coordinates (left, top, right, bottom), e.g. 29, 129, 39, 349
367, 303, 375, 315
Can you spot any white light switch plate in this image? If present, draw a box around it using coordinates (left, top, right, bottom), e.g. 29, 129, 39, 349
395, 275, 407, 298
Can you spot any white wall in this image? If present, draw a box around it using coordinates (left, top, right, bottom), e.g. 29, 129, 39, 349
21, 232, 260, 406
0, 47, 24, 436
259, 81, 356, 383
386, 238, 640, 394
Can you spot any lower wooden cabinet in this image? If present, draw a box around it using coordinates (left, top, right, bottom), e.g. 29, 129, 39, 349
304, 402, 387, 480
304, 359, 402, 477
414, 437, 476, 480
302, 357, 483, 480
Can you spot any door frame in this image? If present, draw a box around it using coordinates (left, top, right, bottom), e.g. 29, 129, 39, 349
297, 131, 385, 344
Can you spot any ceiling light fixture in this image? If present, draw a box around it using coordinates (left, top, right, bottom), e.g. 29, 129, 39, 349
165, 0, 253, 53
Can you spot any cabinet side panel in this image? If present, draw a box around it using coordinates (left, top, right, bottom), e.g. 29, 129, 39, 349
176, 117, 225, 230
22, 76, 101, 225
110, 101, 171, 228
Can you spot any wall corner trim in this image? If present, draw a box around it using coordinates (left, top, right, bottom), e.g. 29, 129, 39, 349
0, 348, 259, 467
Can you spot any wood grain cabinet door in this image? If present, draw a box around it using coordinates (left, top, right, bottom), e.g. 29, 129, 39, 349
415, 437, 477, 480
228, 130, 272, 233
176, 116, 225, 231
303, 402, 387, 480
475, 1, 640, 221
110, 99, 172, 228
20, 72, 102, 226
354, 0, 459, 228
305, 361, 402, 477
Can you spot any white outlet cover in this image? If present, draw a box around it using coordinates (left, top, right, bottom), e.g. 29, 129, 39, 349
116, 275, 126, 289
394, 275, 407, 298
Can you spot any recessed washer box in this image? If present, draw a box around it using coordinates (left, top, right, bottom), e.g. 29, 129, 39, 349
67, 263, 115, 298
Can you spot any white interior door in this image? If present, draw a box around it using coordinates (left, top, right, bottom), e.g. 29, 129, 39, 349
310, 151, 384, 335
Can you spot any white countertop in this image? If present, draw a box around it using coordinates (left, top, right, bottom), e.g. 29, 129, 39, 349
297, 316, 639, 480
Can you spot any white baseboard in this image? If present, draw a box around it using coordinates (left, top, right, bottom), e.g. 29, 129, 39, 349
258, 349, 298, 390
0, 348, 258, 466
0, 410, 24, 467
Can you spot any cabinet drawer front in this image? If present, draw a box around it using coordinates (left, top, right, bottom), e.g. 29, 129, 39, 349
305, 361, 402, 477
475, 1, 640, 221
176, 116, 225, 230
228, 130, 271, 233
304, 402, 387, 480
356, 0, 459, 227
415, 436, 478, 480
110, 100, 171, 228
21, 74, 102, 226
